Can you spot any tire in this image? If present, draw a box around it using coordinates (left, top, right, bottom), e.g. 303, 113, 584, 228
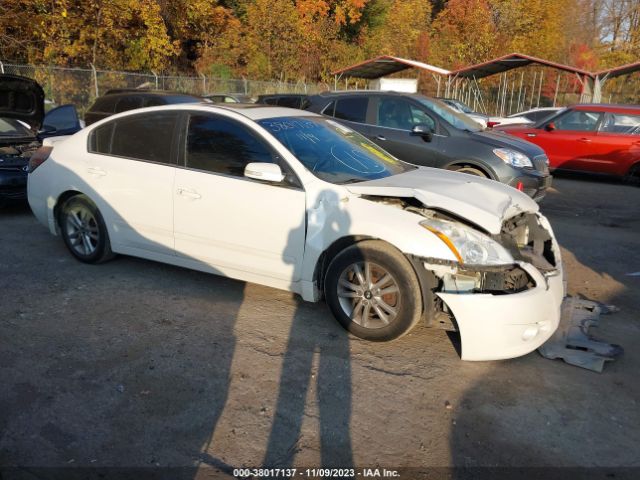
58, 194, 114, 264
625, 163, 640, 186
324, 240, 423, 341
449, 165, 488, 177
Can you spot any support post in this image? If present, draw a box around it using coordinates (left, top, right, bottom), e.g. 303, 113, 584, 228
553, 74, 560, 107
90, 63, 99, 97
537, 70, 544, 108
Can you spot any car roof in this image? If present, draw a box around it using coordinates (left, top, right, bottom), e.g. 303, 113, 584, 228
571, 103, 640, 114
90, 102, 320, 122
313, 90, 429, 101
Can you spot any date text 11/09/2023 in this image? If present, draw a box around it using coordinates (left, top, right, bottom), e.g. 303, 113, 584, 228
233, 468, 401, 478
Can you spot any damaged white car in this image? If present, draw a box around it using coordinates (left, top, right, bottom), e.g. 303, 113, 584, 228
27, 104, 564, 361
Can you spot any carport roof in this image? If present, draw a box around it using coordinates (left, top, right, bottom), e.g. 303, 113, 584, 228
451, 53, 594, 79
331, 55, 451, 79
595, 61, 640, 79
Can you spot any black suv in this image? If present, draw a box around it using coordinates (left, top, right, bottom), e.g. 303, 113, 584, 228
304, 91, 552, 201
85, 89, 202, 126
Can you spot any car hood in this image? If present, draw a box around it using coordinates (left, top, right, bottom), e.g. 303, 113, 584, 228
346, 167, 539, 234
0, 74, 45, 129
470, 128, 544, 156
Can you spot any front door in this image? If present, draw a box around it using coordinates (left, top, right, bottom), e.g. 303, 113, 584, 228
530, 109, 604, 171
173, 112, 306, 282
366, 96, 444, 167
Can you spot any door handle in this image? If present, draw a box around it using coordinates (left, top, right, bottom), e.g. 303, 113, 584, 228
526, 133, 536, 137
375, 135, 387, 141
177, 187, 201, 199
87, 166, 106, 176
578, 138, 592, 143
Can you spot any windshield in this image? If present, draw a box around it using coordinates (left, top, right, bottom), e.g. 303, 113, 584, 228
0, 117, 33, 137
258, 116, 416, 184
417, 97, 483, 132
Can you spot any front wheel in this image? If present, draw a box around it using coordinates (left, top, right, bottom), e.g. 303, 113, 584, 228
324, 240, 423, 341
59, 195, 114, 264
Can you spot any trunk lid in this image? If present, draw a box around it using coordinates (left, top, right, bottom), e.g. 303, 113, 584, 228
0, 74, 45, 130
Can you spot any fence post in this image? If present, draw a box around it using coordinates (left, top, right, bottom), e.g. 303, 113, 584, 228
151, 70, 158, 89
0, 61, 4, 74
90, 63, 99, 97
200, 73, 206, 95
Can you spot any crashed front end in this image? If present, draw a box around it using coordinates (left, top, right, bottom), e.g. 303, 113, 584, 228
421, 211, 565, 361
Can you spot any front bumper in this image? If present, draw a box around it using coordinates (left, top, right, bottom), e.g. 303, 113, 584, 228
437, 263, 564, 361
508, 171, 551, 202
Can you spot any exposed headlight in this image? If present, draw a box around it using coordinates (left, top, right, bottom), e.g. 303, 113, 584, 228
493, 148, 533, 168
420, 218, 514, 266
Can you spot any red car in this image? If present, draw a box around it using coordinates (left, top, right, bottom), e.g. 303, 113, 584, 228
496, 104, 640, 181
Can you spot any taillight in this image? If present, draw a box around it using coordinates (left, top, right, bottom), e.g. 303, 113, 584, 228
28, 146, 53, 172
487, 121, 500, 128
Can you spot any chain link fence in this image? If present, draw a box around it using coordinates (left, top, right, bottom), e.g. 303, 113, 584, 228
0, 61, 324, 116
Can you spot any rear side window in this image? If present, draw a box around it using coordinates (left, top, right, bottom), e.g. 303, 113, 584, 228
333, 98, 368, 123
88, 96, 116, 113
278, 96, 304, 109
186, 114, 274, 177
114, 96, 143, 113
600, 113, 640, 135
88, 112, 178, 165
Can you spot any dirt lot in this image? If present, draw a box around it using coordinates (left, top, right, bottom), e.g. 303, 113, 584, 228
1, 175, 639, 479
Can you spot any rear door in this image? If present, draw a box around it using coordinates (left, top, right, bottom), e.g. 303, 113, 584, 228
85, 111, 179, 255
172, 111, 306, 282
593, 112, 640, 176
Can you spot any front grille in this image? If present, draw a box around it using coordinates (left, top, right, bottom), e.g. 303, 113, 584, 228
533, 154, 550, 174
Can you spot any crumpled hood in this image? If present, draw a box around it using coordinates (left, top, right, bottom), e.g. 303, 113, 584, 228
346, 167, 539, 234
0, 74, 45, 130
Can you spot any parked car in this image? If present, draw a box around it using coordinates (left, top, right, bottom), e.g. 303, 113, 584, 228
304, 91, 552, 201
204, 93, 255, 103
495, 104, 640, 181
437, 98, 489, 128
256, 93, 310, 109
84, 89, 202, 126
0, 74, 81, 205
488, 107, 561, 128
28, 103, 564, 361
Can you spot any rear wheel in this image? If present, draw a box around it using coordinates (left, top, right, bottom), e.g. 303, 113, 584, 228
324, 240, 423, 341
448, 165, 488, 178
59, 195, 114, 264
625, 163, 640, 186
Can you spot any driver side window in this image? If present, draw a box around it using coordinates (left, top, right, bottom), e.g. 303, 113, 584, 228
186, 114, 274, 177
377, 98, 435, 131
552, 110, 603, 131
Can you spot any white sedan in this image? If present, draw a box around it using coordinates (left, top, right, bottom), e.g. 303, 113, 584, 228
27, 104, 564, 361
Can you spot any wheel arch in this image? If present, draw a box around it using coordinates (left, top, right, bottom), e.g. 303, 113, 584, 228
313, 235, 436, 323
53, 189, 84, 232
445, 160, 495, 179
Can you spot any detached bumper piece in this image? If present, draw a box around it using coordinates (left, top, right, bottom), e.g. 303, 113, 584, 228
537, 296, 623, 372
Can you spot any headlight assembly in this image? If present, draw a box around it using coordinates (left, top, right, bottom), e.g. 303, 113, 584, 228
420, 218, 514, 266
493, 148, 533, 168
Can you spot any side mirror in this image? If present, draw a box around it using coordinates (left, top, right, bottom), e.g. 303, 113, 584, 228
244, 162, 285, 183
411, 124, 433, 142
544, 122, 556, 132
38, 124, 57, 135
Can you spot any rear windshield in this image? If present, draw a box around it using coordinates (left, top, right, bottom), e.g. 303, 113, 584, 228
0, 117, 33, 137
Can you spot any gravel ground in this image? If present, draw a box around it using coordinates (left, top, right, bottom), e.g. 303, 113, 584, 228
0, 175, 639, 479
